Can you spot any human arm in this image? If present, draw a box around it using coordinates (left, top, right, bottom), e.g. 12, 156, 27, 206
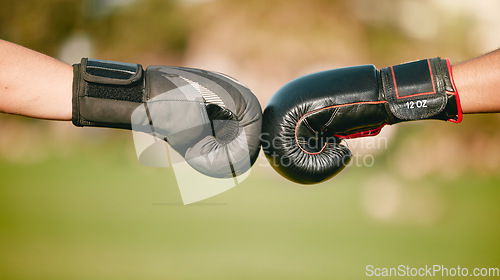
452, 48, 500, 114
0, 39, 73, 120
0, 39, 263, 178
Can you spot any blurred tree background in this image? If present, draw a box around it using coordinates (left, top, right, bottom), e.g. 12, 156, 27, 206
0, 0, 499, 279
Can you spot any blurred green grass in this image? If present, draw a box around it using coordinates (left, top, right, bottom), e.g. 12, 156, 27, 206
0, 135, 499, 280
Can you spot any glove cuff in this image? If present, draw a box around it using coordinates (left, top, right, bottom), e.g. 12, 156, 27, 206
380, 58, 462, 123
444, 58, 463, 123
72, 58, 145, 129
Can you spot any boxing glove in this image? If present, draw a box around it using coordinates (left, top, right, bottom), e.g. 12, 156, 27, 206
262, 58, 462, 184
73, 58, 262, 178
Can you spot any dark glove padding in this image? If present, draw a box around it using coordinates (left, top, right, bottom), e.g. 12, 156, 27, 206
262, 58, 461, 184
262, 65, 381, 184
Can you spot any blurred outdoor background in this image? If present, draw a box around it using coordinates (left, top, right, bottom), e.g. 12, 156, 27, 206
1, 0, 499, 279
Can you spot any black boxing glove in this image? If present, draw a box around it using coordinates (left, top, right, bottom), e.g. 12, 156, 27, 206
73, 58, 262, 178
262, 58, 462, 184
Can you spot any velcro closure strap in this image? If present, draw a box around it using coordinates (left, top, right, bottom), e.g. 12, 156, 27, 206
381, 58, 449, 121
72, 58, 146, 128
390, 59, 436, 98
82, 58, 143, 85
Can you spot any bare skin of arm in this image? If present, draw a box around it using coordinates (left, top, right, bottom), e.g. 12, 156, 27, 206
452, 48, 500, 114
0, 39, 498, 120
0, 39, 72, 120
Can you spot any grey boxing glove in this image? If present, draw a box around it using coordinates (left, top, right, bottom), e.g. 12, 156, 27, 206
73, 58, 262, 178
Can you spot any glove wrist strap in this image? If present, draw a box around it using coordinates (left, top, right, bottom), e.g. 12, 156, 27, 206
380, 58, 462, 123
72, 58, 145, 129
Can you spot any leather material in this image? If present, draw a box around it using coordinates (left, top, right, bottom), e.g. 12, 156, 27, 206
73, 58, 262, 178
380, 58, 458, 122
262, 58, 462, 184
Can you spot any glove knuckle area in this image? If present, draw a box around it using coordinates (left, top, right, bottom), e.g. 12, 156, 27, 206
193, 70, 262, 170
146, 66, 262, 177
262, 64, 386, 183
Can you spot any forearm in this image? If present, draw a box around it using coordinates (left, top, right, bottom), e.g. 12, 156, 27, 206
0, 39, 72, 120
452, 48, 500, 114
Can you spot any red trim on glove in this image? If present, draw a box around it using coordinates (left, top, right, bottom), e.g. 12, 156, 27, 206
335, 123, 387, 139
294, 101, 387, 155
445, 58, 463, 123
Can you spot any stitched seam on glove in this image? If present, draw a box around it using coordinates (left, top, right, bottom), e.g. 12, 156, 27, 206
294, 101, 387, 155
322, 107, 340, 129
